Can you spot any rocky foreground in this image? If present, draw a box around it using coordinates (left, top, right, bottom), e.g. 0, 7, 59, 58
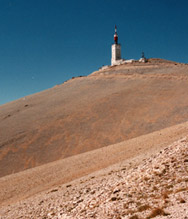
0, 137, 187, 219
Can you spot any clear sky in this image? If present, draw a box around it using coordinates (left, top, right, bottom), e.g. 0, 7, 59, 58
0, 0, 188, 105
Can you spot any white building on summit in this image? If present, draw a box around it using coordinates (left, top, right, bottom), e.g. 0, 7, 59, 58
110, 26, 146, 67
111, 26, 124, 66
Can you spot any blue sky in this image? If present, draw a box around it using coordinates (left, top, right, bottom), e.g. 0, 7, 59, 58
0, 0, 188, 105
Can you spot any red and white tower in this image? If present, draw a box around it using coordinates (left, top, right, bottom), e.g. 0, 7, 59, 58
111, 25, 122, 65
114, 25, 118, 44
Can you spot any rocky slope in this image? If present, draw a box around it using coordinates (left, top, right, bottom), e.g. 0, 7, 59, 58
0, 136, 187, 219
0, 120, 187, 208
1, 59, 188, 177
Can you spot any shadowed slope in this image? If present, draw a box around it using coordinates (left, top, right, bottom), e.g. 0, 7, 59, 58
0, 59, 188, 177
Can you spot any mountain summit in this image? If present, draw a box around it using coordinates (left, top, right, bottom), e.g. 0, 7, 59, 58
0, 59, 188, 177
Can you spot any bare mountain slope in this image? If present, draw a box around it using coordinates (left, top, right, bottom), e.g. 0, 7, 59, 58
0, 123, 188, 218
0, 120, 188, 208
0, 58, 188, 177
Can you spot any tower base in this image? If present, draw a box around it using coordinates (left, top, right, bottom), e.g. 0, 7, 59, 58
111, 44, 122, 66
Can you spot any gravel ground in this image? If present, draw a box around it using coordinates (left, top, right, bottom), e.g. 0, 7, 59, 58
0, 137, 187, 219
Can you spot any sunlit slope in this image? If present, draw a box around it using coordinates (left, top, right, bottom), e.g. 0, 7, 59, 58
1, 121, 188, 207
0, 59, 188, 177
